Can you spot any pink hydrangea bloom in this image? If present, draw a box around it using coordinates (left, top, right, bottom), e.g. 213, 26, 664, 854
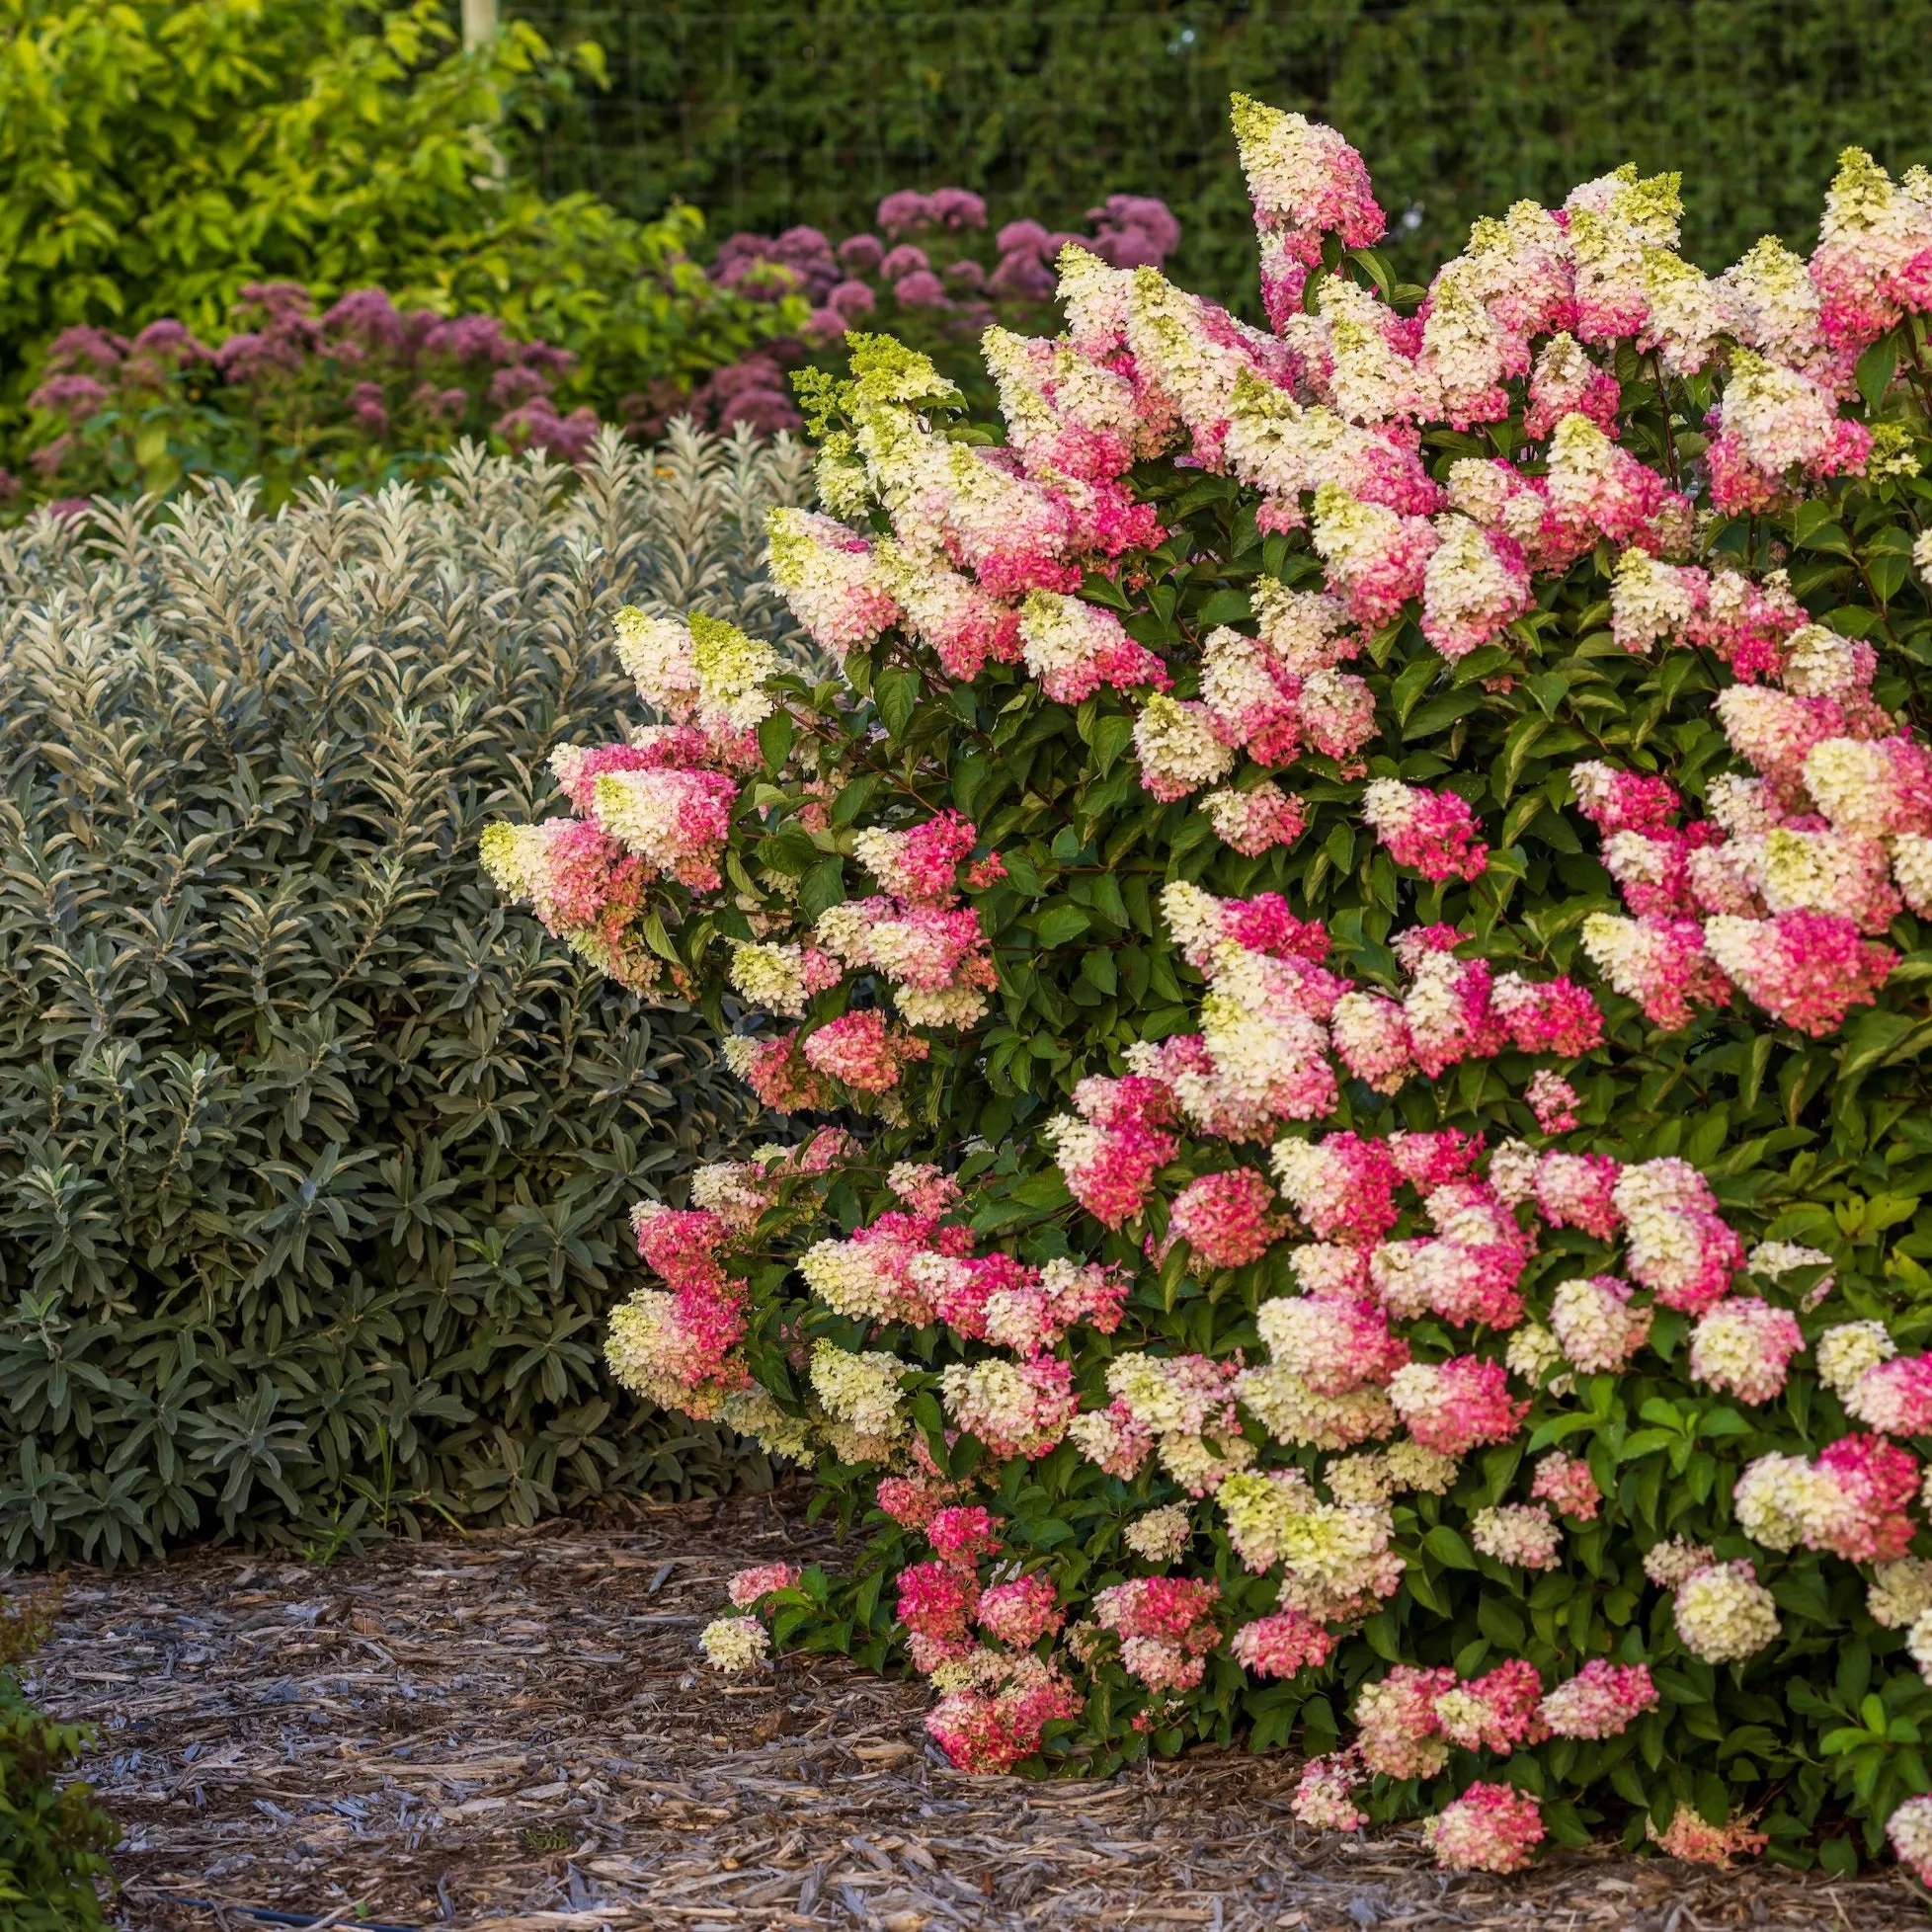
1689, 1296, 1806, 1405
926, 1504, 1004, 1567
1889, 1795, 1932, 1888
765, 508, 902, 651
1353, 1663, 1457, 1777
1489, 973, 1604, 1056
1388, 1356, 1529, 1455
1369, 1179, 1532, 1329
1424, 1782, 1544, 1875
1615, 1159, 1744, 1315
1543, 413, 1675, 546
875, 1473, 958, 1532
1846, 1352, 1932, 1436
1533, 1151, 1624, 1240
1230, 1608, 1337, 1678
1549, 1272, 1651, 1372
1389, 1128, 1486, 1190
1204, 782, 1307, 855
1537, 1659, 1657, 1739
1231, 95, 1386, 328
733, 1030, 835, 1112
896, 1559, 980, 1670
1700, 910, 1894, 1038
1815, 1432, 1920, 1562
1361, 778, 1489, 881
1525, 334, 1619, 438
1531, 1451, 1603, 1521
1307, 487, 1440, 628
801, 1009, 931, 1091
1271, 1132, 1403, 1248
728, 1563, 803, 1608
939, 1354, 1078, 1459
1471, 1501, 1564, 1570
1092, 1575, 1223, 1692
1525, 1070, 1581, 1133
1420, 518, 1532, 660
1432, 1658, 1548, 1753
926, 1661, 1084, 1773
1291, 1747, 1368, 1831
855, 809, 982, 903
1256, 1293, 1409, 1396
1331, 989, 1415, 1093
887, 1161, 963, 1218
1166, 1167, 1283, 1268
1810, 148, 1932, 350
1650, 1805, 1769, 1867
975, 1573, 1064, 1649
1018, 592, 1171, 703
1580, 912, 1732, 1029
1046, 1074, 1180, 1228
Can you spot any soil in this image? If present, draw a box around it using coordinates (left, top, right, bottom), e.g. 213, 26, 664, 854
15, 1489, 1929, 1931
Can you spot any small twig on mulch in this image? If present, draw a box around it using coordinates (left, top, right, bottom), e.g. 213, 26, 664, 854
14, 1489, 1928, 1930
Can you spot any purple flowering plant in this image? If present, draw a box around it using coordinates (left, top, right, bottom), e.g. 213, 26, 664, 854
700, 188, 1183, 426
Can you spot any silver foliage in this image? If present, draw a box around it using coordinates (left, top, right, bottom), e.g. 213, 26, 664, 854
0, 428, 811, 1566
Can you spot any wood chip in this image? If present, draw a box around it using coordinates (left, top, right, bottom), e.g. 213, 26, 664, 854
20, 1489, 1928, 1930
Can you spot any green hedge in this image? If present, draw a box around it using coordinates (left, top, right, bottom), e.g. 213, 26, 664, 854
0, 1, 797, 440
512, 0, 1932, 308
0, 429, 810, 1567
0, 1596, 115, 1932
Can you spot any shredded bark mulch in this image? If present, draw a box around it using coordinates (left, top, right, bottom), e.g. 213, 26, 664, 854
13, 1489, 1929, 1931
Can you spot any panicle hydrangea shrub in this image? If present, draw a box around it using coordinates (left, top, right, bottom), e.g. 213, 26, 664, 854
492, 97, 1932, 1877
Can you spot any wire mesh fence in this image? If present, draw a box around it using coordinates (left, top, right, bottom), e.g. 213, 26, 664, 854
505, 0, 1932, 311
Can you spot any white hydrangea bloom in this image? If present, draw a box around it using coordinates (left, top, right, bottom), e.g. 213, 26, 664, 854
1869, 1559, 1932, 1631
809, 1338, 910, 1439
1815, 1320, 1894, 1399
1471, 1502, 1563, 1570
1673, 1561, 1780, 1663
699, 1616, 770, 1673
1643, 1537, 1715, 1589
1123, 1504, 1195, 1565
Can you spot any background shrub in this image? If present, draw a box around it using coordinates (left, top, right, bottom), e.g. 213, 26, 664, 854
0, 1594, 115, 1931
699, 184, 1181, 418
0, 1, 798, 467
515, 0, 1932, 313
0, 427, 811, 1567
18, 283, 607, 515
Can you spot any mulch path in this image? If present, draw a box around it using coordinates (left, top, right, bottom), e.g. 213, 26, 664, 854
13, 1489, 1929, 1930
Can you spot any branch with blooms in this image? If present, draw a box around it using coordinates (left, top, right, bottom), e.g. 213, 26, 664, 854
489, 97, 1932, 1880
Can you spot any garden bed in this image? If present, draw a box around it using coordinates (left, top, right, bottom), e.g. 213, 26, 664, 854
17, 1494, 1926, 1931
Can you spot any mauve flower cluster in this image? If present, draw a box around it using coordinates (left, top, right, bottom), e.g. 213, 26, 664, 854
1090, 1576, 1224, 1693
1422, 1782, 1545, 1874
26, 282, 600, 495
1332, 924, 1602, 1095
709, 187, 1180, 362
1651, 1805, 1772, 1867
610, 1204, 749, 1419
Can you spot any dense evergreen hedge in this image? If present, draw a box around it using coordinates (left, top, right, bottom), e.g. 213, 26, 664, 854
512, 0, 1932, 309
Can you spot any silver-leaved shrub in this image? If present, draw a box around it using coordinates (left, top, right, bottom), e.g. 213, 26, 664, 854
0, 427, 811, 1565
